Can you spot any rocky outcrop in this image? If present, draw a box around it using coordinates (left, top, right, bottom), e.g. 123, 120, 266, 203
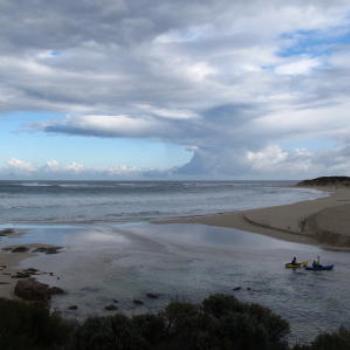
105, 304, 118, 311
297, 176, 350, 187
14, 278, 64, 302
0, 228, 16, 236
12, 268, 38, 279
32, 246, 62, 254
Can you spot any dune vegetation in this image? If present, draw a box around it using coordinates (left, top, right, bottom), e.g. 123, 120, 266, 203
0, 294, 348, 350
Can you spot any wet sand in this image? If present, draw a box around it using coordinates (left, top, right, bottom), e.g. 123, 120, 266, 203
165, 187, 350, 248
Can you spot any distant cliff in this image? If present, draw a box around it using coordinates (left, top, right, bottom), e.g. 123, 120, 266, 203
297, 176, 350, 187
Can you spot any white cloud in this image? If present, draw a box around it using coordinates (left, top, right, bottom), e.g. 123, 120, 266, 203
246, 145, 288, 170
274, 57, 320, 76
0, 159, 143, 179
6, 158, 36, 173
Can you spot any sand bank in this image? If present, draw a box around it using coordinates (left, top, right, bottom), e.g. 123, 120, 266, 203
165, 188, 350, 249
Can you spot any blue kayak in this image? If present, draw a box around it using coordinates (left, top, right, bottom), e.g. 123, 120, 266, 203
305, 264, 334, 271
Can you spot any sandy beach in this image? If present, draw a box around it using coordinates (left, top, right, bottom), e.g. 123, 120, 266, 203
166, 187, 350, 249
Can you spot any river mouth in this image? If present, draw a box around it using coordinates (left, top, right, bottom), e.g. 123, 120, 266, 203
2, 222, 349, 343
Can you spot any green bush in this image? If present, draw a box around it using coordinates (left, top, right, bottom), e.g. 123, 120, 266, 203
0, 294, 349, 350
294, 327, 350, 350
0, 298, 72, 350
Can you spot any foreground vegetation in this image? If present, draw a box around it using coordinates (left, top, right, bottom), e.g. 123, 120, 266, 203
0, 295, 348, 350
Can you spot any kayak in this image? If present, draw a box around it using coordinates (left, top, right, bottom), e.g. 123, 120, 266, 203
304, 264, 334, 271
285, 261, 308, 269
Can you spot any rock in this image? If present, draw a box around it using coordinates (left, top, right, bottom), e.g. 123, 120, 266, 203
33, 246, 62, 254
233, 287, 242, 291
68, 305, 78, 310
12, 271, 31, 279
0, 228, 16, 236
49, 286, 64, 295
12, 268, 39, 279
2, 247, 12, 251
14, 278, 64, 302
133, 299, 144, 305
246, 287, 252, 291
11, 246, 29, 253
146, 293, 160, 299
112, 299, 119, 303
105, 304, 118, 311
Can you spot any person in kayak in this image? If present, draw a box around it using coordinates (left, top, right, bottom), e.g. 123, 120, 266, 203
312, 257, 321, 268
291, 256, 297, 265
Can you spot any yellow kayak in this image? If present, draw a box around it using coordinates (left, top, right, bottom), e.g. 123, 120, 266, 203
285, 261, 308, 269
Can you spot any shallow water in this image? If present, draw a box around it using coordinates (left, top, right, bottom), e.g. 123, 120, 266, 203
2, 222, 349, 344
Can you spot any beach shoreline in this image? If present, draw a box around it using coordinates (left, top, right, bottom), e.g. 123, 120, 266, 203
161, 187, 350, 250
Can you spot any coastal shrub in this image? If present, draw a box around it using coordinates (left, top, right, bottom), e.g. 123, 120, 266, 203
294, 327, 350, 350
71, 294, 290, 350
1, 293, 349, 350
72, 314, 148, 350
0, 298, 71, 350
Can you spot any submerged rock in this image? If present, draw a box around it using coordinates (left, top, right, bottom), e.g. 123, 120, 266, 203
12, 268, 39, 279
233, 287, 242, 291
68, 305, 78, 310
133, 299, 144, 306
33, 246, 62, 254
105, 304, 118, 311
11, 246, 30, 253
14, 278, 64, 302
146, 293, 160, 299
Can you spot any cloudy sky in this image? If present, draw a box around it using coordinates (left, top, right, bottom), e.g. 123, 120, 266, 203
1, 0, 350, 179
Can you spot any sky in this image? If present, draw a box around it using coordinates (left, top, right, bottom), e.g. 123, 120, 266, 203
1, 0, 350, 179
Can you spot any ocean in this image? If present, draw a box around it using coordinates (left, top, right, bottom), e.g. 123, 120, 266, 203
0, 180, 326, 224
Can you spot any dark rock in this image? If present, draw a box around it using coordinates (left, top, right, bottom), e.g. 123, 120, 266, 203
11, 246, 29, 253
68, 305, 78, 310
233, 287, 242, 291
12, 271, 31, 279
49, 286, 64, 295
12, 268, 39, 279
105, 304, 118, 311
2, 247, 12, 251
14, 278, 63, 302
133, 299, 144, 305
33, 246, 62, 254
0, 228, 16, 236
247, 287, 252, 291
112, 299, 119, 303
146, 293, 160, 299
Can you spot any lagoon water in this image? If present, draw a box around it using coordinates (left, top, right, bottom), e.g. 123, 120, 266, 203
0, 181, 347, 344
